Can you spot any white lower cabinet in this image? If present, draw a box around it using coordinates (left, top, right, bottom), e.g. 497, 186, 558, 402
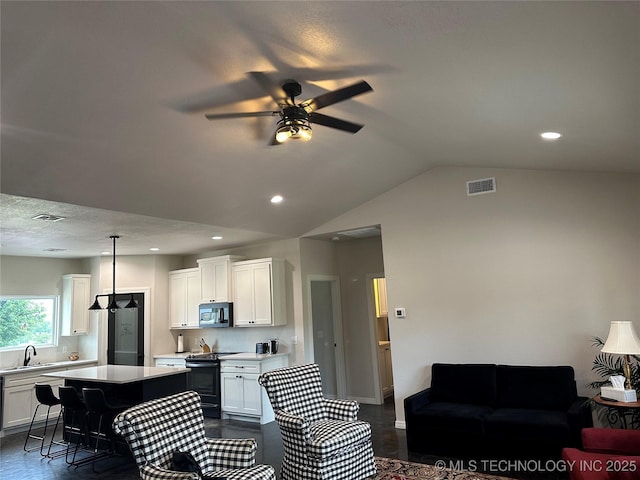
3, 374, 63, 429
220, 354, 287, 424
2, 362, 97, 431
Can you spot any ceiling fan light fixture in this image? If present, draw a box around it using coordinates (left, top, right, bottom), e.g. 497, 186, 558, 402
275, 118, 312, 143
275, 127, 293, 143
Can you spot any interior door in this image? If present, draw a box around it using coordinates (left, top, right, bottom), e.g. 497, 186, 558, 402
309, 276, 346, 398
107, 293, 144, 365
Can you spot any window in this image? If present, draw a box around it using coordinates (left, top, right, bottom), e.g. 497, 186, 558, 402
0, 296, 58, 349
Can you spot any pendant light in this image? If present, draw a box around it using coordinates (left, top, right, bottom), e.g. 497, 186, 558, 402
88, 235, 138, 312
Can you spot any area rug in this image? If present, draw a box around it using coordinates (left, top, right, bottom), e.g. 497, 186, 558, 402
372, 457, 516, 480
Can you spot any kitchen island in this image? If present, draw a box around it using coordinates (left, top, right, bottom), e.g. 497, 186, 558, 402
43, 365, 190, 404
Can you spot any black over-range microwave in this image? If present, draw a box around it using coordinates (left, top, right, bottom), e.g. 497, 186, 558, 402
199, 302, 233, 328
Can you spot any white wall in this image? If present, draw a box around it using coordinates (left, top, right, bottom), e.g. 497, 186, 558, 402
306, 167, 640, 425
0, 256, 88, 367
91, 254, 182, 365
183, 238, 304, 362
299, 238, 340, 364
299, 237, 387, 403
334, 237, 385, 402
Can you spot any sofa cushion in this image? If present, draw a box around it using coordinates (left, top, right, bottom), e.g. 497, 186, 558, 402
414, 402, 494, 434
430, 363, 497, 406
497, 365, 577, 410
485, 408, 570, 441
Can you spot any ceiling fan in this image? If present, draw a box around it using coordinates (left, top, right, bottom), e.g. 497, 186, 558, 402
204, 72, 373, 145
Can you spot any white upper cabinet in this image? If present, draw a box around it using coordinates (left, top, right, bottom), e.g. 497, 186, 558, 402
169, 268, 201, 328
60, 274, 90, 336
197, 255, 244, 303
232, 258, 286, 326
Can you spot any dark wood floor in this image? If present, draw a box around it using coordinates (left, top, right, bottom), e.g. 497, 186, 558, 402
0, 398, 565, 480
0, 398, 405, 480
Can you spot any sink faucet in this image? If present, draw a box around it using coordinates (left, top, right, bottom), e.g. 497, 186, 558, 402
23, 345, 37, 366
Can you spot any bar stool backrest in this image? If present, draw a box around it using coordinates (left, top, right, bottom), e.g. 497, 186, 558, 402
35, 383, 60, 407
82, 388, 111, 415
58, 386, 85, 410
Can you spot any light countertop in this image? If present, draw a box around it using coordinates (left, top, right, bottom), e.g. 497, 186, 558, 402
153, 352, 195, 359
42, 365, 190, 384
153, 352, 290, 361
0, 359, 98, 376
218, 352, 289, 361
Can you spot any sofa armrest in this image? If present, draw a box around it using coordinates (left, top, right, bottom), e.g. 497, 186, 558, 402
205, 438, 256, 469
323, 398, 359, 421
139, 464, 199, 480
404, 388, 431, 419
567, 396, 593, 446
582, 428, 640, 455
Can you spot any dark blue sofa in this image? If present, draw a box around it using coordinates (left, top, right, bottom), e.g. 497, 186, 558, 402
404, 363, 592, 459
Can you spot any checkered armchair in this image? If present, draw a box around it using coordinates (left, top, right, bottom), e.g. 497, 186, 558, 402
112, 390, 275, 480
258, 363, 376, 480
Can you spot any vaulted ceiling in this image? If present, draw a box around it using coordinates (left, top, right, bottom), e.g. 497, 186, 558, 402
2, 1, 638, 257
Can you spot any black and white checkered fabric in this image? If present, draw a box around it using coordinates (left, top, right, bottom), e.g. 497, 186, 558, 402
258, 364, 377, 480
112, 390, 276, 480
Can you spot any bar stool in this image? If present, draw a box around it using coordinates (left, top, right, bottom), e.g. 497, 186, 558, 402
23, 383, 64, 456
58, 386, 88, 465
82, 388, 130, 471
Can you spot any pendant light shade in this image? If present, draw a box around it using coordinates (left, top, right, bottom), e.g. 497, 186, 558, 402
88, 297, 103, 310
124, 294, 138, 309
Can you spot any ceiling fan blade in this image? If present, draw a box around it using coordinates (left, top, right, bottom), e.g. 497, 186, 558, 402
205, 111, 279, 120
309, 112, 364, 134
301, 80, 373, 112
248, 72, 289, 107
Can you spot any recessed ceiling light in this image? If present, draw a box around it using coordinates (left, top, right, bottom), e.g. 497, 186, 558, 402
540, 131, 562, 140
271, 195, 284, 204
101, 251, 111, 255
32, 213, 65, 222
211, 236, 223, 240
149, 247, 160, 251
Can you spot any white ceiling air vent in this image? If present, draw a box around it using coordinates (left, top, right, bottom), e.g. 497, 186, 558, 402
466, 177, 496, 196
31, 213, 66, 222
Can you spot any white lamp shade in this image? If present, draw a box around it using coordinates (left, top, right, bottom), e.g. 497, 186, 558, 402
601, 321, 640, 355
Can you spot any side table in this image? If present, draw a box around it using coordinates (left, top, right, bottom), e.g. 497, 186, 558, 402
593, 394, 640, 429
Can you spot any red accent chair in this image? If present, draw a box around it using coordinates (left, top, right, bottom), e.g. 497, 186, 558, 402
562, 428, 640, 480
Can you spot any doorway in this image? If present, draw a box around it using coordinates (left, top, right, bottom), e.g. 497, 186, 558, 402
107, 292, 144, 366
369, 275, 394, 403
307, 275, 347, 398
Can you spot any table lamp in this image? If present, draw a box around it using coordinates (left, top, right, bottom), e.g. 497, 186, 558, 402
601, 320, 640, 391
